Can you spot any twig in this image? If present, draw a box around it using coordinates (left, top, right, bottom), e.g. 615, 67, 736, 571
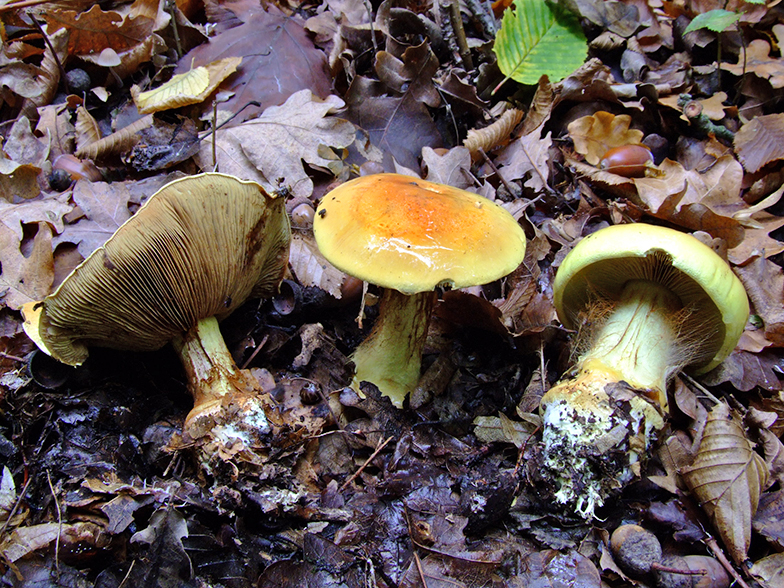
704, 536, 751, 588
447, 0, 474, 71
29, 17, 69, 95
46, 470, 62, 577
413, 552, 429, 588
0, 351, 27, 363
0, 476, 32, 538
339, 435, 393, 492
165, 0, 182, 59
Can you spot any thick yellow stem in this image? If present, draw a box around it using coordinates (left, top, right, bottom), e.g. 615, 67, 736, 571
172, 316, 268, 440
351, 289, 436, 408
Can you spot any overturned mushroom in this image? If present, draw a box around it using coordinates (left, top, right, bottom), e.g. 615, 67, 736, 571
22, 173, 291, 443
313, 173, 526, 407
538, 223, 748, 517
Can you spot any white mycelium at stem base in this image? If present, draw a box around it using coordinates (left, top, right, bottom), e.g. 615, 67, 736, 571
173, 315, 270, 440
539, 223, 749, 519
540, 280, 680, 517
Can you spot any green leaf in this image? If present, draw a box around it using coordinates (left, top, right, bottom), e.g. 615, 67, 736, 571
683, 9, 740, 34
493, 0, 588, 86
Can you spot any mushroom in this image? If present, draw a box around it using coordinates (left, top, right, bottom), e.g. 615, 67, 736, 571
313, 173, 527, 408
538, 223, 748, 517
22, 173, 291, 442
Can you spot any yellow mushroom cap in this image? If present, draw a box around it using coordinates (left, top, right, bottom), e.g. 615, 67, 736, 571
22, 173, 291, 366
313, 174, 527, 295
553, 224, 749, 374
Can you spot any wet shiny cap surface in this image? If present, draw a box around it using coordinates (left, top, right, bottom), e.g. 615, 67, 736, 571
313, 173, 527, 294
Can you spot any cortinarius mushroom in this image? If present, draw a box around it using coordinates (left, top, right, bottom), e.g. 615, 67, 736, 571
539, 223, 748, 517
22, 173, 291, 442
313, 173, 527, 407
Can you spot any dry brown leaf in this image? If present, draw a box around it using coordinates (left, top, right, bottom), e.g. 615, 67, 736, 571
567, 111, 643, 165
132, 57, 242, 113
722, 39, 784, 89
288, 233, 346, 298
495, 130, 552, 193
75, 106, 102, 154
734, 114, 784, 173
80, 33, 165, 81
175, 7, 332, 124
421, 146, 472, 188
0, 158, 43, 202
632, 156, 745, 247
195, 90, 356, 198
19, 29, 66, 119
34, 103, 76, 161
45, 1, 157, 56
75, 115, 154, 160
680, 402, 769, 564
735, 256, 784, 347
0, 221, 54, 310
374, 41, 440, 108
463, 108, 524, 155
750, 553, 784, 588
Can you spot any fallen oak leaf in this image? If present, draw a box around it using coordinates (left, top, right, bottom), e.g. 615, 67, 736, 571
44, 2, 156, 56
0, 221, 54, 310
195, 90, 356, 198
567, 111, 643, 165
680, 402, 769, 564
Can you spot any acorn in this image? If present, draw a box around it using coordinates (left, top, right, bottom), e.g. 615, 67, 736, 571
599, 144, 654, 177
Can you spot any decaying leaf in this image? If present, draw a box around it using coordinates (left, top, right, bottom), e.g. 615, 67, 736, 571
75, 115, 154, 160
132, 57, 242, 114
0, 221, 54, 310
374, 41, 441, 108
196, 90, 356, 198
495, 129, 552, 192
568, 112, 643, 165
288, 233, 346, 298
463, 108, 524, 155
722, 39, 784, 89
734, 113, 784, 173
680, 402, 769, 564
175, 6, 332, 123
45, 1, 157, 56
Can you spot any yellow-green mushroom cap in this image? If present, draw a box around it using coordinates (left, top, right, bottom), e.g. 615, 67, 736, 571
553, 224, 749, 374
21, 173, 291, 366
313, 173, 527, 294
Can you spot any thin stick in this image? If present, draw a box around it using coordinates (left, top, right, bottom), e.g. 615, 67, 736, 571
46, 470, 62, 576
339, 435, 393, 492
704, 536, 751, 588
448, 0, 474, 70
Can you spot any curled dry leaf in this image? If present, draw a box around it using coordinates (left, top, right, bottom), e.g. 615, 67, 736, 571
567, 111, 643, 165
680, 402, 769, 564
463, 108, 524, 155
75, 115, 154, 160
75, 106, 102, 154
132, 57, 242, 114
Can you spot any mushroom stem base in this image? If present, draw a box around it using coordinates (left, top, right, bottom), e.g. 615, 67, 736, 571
173, 316, 270, 441
351, 289, 436, 408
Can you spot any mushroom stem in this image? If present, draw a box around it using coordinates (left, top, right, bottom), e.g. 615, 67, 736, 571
351, 289, 437, 408
173, 316, 269, 439
579, 279, 683, 409
539, 280, 682, 517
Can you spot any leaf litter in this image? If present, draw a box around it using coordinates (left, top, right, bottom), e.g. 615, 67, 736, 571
0, 0, 783, 587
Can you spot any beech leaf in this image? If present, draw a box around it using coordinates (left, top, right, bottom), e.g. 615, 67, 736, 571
680, 402, 769, 564
132, 57, 242, 114
493, 0, 588, 86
